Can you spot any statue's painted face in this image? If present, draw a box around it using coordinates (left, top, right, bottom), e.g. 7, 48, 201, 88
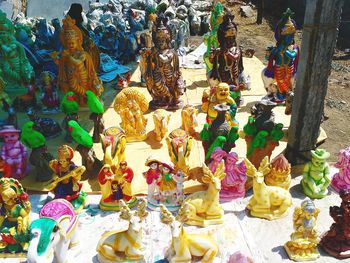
58, 158, 69, 168
3, 132, 19, 144
66, 37, 78, 51
216, 84, 230, 100
312, 158, 324, 168
162, 167, 170, 174
156, 36, 168, 50
150, 163, 158, 170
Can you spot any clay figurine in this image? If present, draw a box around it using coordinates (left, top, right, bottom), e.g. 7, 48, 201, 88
301, 149, 331, 199
0, 178, 31, 255
39, 71, 60, 113
284, 199, 320, 261
181, 105, 198, 136
143, 156, 161, 199
209, 148, 246, 201
27, 199, 79, 263
114, 87, 149, 142
265, 154, 291, 190
0, 126, 28, 179
320, 189, 350, 259
86, 90, 105, 143
153, 109, 171, 142
61, 91, 79, 142
245, 157, 292, 220
331, 146, 350, 192
46, 145, 87, 213
12, 77, 38, 112
96, 199, 149, 262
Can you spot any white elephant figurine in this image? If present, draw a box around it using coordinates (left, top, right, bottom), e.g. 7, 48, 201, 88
27, 199, 79, 263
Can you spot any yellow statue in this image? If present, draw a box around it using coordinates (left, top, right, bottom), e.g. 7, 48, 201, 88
245, 157, 292, 220
114, 87, 149, 142
96, 199, 148, 262
180, 161, 225, 227
56, 16, 103, 105
153, 109, 171, 141
265, 154, 291, 189
160, 204, 219, 263
284, 199, 320, 261
181, 105, 199, 136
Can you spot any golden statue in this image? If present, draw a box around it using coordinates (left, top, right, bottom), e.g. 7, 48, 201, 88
56, 16, 103, 105
265, 154, 291, 189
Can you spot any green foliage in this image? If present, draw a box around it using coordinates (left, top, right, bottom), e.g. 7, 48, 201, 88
247, 130, 269, 157
270, 123, 284, 141
227, 126, 239, 144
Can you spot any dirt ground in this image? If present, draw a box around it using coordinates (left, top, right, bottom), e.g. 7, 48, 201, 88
226, 3, 350, 161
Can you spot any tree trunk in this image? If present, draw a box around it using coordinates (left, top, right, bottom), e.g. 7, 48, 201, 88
285, 0, 344, 165
256, 0, 264, 24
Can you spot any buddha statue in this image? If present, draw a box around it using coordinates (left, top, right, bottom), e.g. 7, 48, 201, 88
56, 16, 103, 105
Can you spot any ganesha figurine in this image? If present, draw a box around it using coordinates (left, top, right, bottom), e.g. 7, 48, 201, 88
265, 154, 291, 190
331, 146, 350, 192
284, 199, 320, 261
0, 178, 31, 255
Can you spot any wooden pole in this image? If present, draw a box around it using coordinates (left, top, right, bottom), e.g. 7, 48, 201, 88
256, 0, 264, 24
285, 0, 344, 165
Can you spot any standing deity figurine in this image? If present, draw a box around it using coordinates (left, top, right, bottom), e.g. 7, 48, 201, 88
332, 146, 350, 192
39, 71, 60, 113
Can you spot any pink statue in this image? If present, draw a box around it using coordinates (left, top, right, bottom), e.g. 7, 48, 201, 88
332, 146, 350, 192
0, 125, 28, 179
142, 157, 161, 199
208, 148, 246, 201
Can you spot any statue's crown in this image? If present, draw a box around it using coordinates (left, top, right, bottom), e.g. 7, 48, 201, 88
57, 145, 74, 161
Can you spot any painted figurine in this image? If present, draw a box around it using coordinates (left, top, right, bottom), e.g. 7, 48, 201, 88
143, 17, 185, 110
181, 105, 198, 137
114, 87, 149, 142
320, 189, 350, 259
143, 156, 161, 199
153, 109, 171, 142
39, 71, 60, 113
209, 148, 246, 201
96, 199, 149, 262
284, 199, 320, 261
61, 91, 79, 142
0, 126, 28, 179
265, 154, 291, 190
301, 149, 331, 199
27, 199, 79, 263
86, 90, 105, 143
180, 161, 225, 227
0, 178, 31, 255
56, 16, 103, 105
331, 146, 350, 192
47, 145, 87, 213
245, 157, 292, 220
262, 8, 299, 103
12, 76, 38, 112
160, 204, 219, 263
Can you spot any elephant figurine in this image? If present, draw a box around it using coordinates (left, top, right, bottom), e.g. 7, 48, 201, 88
27, 199, 79, 263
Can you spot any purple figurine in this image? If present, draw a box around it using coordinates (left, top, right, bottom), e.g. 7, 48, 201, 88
332, 146, 350, 192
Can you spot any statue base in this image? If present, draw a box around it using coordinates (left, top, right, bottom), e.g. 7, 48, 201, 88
185, 215, 224, 227
99, 197, 138, 211
0, 252, 27, 258
247, 205, 290, 220
284, 242, 319, 261
97, 250, 145, 263
126, 133, 148, 142
147, 197, 181, 212
301, 180, 328, 199
149, 100, 184, 111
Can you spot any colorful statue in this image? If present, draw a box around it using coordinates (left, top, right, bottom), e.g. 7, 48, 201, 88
153, 109, 171, 142
284, 199, 320, 261
209, 148, 246, 201
180, 161, 225, 227
262, 8, 299, 102
0, 178, 31, 255
27, 199, 79, 263
0, 126, 28, 179
181, 105, 198, 137
265, 154, 291, 190
245, 157, 292, 220
56, 16, 103, 105
61, 91, 79, 142
143, 156, 161, 199
143, 17, 185, 110
96, 199, 149, 262
86, 90, 105, 143
320, 189, 350, 259
114, 87, 148, 142
0, 10, 34, 93
47, 145, 87, 213
243, 100, 284, 169
332, 146, 350, 192
208, 12, 248, 106
301, 149, 331, 199
39, 71, 60, 113
160, 204, 219, 263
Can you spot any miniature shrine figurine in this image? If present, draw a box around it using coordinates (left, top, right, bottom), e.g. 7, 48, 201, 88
61, 91, 79, 142
153, 109, 171, 141
244, 157, 292, 220
96, 199, 149, 262
0, 10, 34, 93
160, 204, 219, 263
39, 71, 60, 113
28, 199, 79, 263
0, 178, 31, 255
331, 146, 350, 192
284, 199, 320, 261
0, 126, 28, 179
202, 82, 238, 126
20, 121, 54, 182
209, 148, 246, 201
86, 90, 105, 143
243, 100, 284, 169
181, 105, 199, 137
47, 145, 87, 213
26, 108, 62, 139
301, 149, 331, 199
262, 8, 299, 103
208, 12, 249, 107
143, 17, 185, 110
200, 104, 239, 163
265, 154, 291, 190
114, 87, 149, 142
320, 189, 350, 259
56, 16, 103, 105
180, 161, 225, 227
